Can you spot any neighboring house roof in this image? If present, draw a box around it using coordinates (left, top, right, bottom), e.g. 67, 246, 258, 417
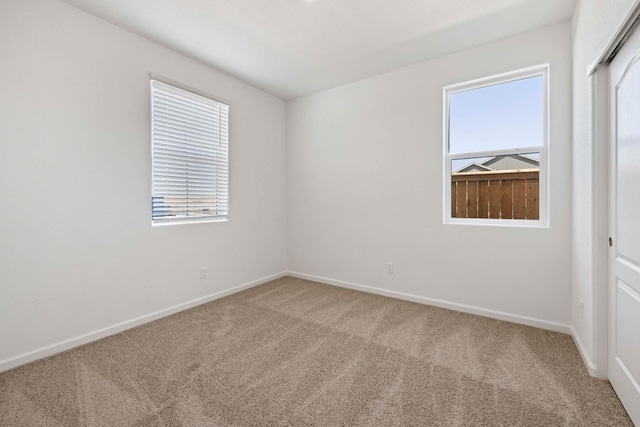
454, 154, 539, 173
456, 163, 493, 173
483, 154, 539, 169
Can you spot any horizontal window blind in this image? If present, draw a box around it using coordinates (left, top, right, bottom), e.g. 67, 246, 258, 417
151, 80, 229, 224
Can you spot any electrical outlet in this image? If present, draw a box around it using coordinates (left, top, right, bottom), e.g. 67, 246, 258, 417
579, 300, 584, 318
386, 263, 395, 274
200, 267, 207, 279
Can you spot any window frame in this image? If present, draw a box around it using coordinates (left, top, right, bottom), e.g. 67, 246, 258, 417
443, 65, 549, 227
149, 74, 231, 226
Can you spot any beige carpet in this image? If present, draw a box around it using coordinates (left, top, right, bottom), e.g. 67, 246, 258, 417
0, 277, 632, 426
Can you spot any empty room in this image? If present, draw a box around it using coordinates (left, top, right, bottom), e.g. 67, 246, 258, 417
1, 0, 640, 425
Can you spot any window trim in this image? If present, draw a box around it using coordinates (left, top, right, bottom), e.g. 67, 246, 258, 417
442, 64, 549, 227
149, 74, 231, 226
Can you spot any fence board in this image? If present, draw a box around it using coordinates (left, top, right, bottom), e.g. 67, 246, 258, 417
455, 181, 467, 218
501, 180, 513, 219
467, 181, 478, 218
513, 179, 526, 219
452, 181, 457, 218
527, 180, 539, 220
488, 180, 501, 219
478, 180, 489, 218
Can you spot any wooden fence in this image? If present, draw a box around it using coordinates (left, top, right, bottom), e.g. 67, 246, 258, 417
452, 169, 539, 220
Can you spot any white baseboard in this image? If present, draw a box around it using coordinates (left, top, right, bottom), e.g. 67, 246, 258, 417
571, 326, 597, 376
288, 271, 572, 334
2, 271, 583, 375
0, 271, 286, 373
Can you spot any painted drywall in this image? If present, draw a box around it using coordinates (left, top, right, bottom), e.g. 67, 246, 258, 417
0, 0, 287, 366
287, 22, 572, 328
571, 0, 639, 369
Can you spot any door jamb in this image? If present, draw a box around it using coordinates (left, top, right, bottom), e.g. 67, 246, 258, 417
592, 64, 610, 379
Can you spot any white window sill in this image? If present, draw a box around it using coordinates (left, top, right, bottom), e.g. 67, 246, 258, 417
444, 218, 549, 228
152, 218, 228, 227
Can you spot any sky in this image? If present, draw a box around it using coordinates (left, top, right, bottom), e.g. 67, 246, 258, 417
449, 75, 544, 158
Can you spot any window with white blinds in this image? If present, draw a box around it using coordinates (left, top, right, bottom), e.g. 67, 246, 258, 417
150, 79, 229, 224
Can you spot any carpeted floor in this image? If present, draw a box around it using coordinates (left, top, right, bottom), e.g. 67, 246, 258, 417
0, 277, 632, 426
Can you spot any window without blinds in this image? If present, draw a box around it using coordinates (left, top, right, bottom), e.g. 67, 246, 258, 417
150, 79, 229, 224
443, 65, 548, 226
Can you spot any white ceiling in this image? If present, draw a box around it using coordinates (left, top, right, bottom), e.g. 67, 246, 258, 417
61, 0, 577, 100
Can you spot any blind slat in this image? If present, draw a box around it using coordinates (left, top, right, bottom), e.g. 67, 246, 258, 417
153, 141, 227, 157
153, 129, 228, 147
152, 81, 229, 111
152, 101, 229, 127
152, 92, 226, 118
152, 174, 226, 183
153, 108, 227, 134
152, 151, 229, 167
152, 165, 227, 176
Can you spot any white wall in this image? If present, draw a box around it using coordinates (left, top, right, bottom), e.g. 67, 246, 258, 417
571, 0, 639, 370
287, 22, 573, 329
0, 0, 287, 368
